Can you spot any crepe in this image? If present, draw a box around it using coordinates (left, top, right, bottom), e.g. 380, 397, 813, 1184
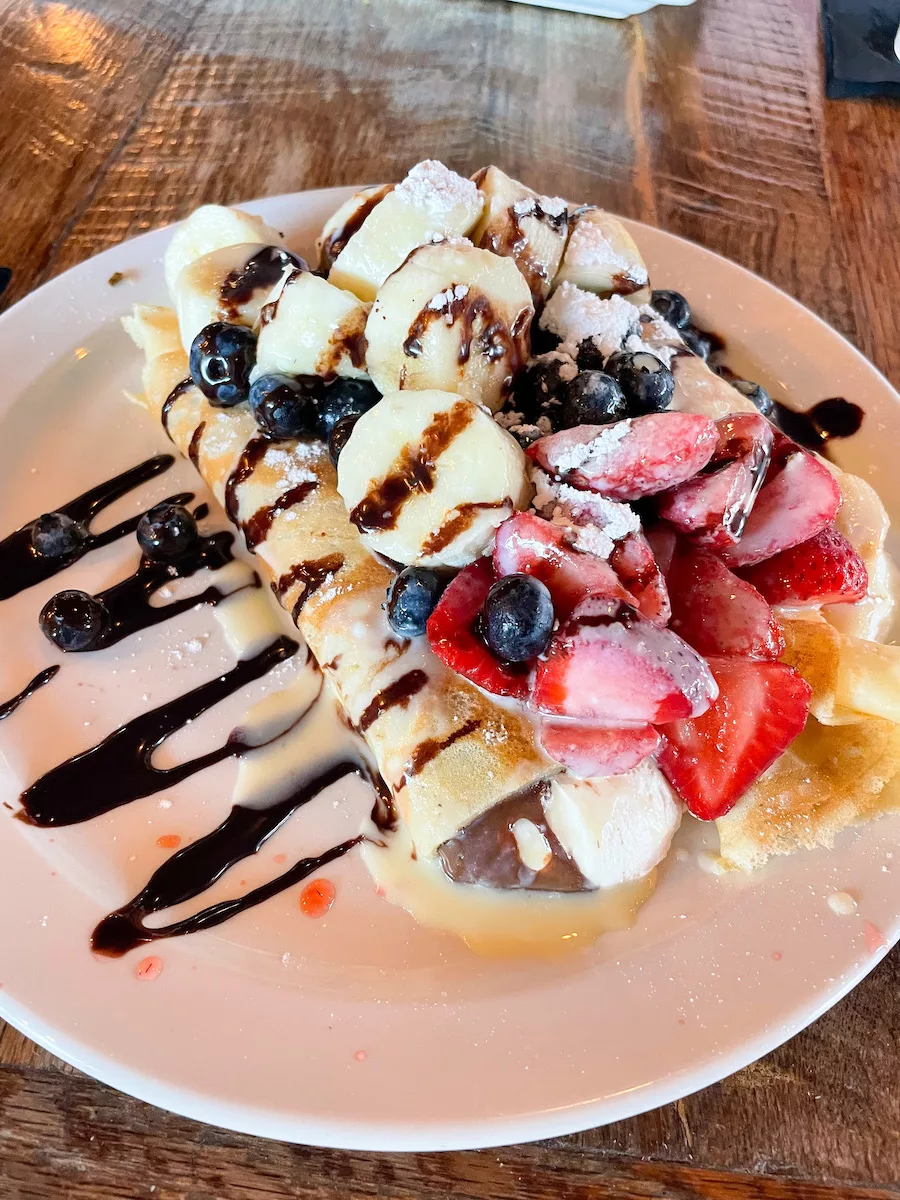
124, 305, 558, 862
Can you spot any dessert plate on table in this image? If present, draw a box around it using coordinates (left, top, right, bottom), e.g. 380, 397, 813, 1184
0, 186, 896, 1152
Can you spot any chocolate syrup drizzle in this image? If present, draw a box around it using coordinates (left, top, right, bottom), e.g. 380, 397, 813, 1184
80, 527, 246, 652
357, 669, 427, 735
273, 553, 345, 622
0, 454, 174, 600
219, 247, 305, 321
400, 718, 482, 785
318, 184, 394, 273
772, 397, 864, 451
243, 479, 317, 551
402, 289, 526, 374
18, 637, 299, 827
349, 401, 474, 534
224, 435, 274, 523
0, 666, 59, 721
162, 379, 194, 434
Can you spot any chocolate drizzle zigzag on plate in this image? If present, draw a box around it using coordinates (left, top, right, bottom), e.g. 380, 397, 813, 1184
18, 637, 300, 827
91, 769, 364, 957
0, 665, 59, 722
78, 526, 253, 652
0, 454, 175, 601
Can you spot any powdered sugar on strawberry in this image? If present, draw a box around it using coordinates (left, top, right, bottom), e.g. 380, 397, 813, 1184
530, 466, 640, 558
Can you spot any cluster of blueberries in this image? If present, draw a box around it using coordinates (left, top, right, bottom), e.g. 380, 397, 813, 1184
189, 323, 381, 464
33, 502, 201, 652
509, 289, 773, 443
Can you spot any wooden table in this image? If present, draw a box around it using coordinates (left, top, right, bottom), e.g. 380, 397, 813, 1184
0, 0, 898, 1195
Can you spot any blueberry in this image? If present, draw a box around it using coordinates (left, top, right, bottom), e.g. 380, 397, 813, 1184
315, 378, 381, 439
731, 378, 775, 419
137, 503, 198, 560
529, 322, 561, 356
679, 326, 712, 360
249, 373, 319, 438
651, 289, 691, 329
482, 574, 554, 664
385, 567, 446, 637
511, 356, 568, 429
39, 590, 109, 652
575, 337, 607, 372
606, 351, 674, 415
189, 322, 256, 407
561, 371, 628, 428
328, 414, 358, 466
30, 512, 87, 559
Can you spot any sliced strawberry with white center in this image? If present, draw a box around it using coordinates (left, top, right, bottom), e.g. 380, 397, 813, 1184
610, 531, 671, 626
657, 656, 811, 820
532, 603, 718, 724
426, 558, 529, 699
719, 450, 841, 568
540, 721, 661, 779
527, 412, 719, 501
666, 544, 784, 660
492, 511, 633, 618
656, 413, 772, 549
739, 523, 869, 606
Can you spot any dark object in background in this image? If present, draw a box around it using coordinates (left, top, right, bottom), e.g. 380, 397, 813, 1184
821, 0, 900, 97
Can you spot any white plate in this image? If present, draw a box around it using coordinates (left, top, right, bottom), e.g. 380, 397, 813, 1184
0, 188, 897, 1152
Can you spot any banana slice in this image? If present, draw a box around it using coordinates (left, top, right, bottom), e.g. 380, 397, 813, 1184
336, 389, 531, 567
173, 242, 299, 352
553, 207, 650, 303
327, 160, 484, 302
365, 240, 533, 413
255, 269, 370, 381
543, 760, 682, 888
164, 204, 285, 297
317, 184, 394, 273
471, 166, 568, 303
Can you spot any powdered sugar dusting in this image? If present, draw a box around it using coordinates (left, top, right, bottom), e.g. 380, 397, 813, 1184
263, 445, 318, 490
550, 420, 632, 474
541, 286, 640, 357
530, 466, 639, 557
395, 160, 480, 216
513, 194, 567, 219
635, 304, 684, 365
564, 211, 649, 285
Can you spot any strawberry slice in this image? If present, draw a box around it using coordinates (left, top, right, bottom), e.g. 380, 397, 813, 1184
527, 412, 719, 501
656, 413, 772, 549
610, 531, 671, 626
666, 545, 784, 660
739, 524, 868, 606
644, 523, 677, 575
492, 512, 632, 618
426, 558, 529, 699
719, 450, 841, 568
532, 603, 718, 724
540, 721, 661, 778
657, 657, 811, 820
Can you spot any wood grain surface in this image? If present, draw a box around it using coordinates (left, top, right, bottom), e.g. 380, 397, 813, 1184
0, 0, 898, 1196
